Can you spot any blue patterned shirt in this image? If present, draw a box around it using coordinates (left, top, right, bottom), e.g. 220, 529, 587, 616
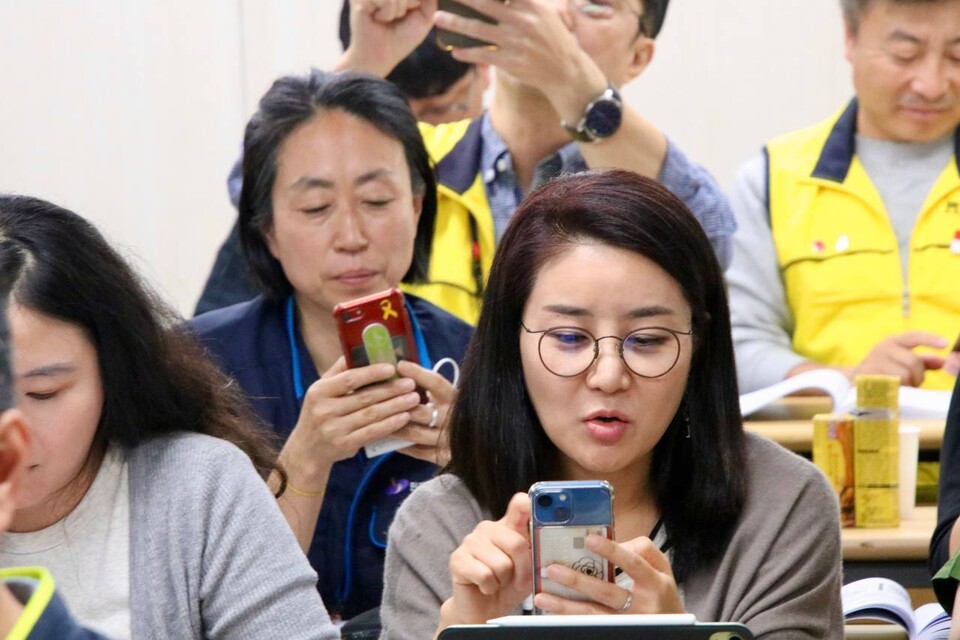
477, 111, 736, 267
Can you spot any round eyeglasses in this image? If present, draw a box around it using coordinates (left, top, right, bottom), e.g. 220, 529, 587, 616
521, 322, 693, 378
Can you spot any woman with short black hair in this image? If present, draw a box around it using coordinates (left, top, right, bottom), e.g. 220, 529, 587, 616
192, 69, 471, 620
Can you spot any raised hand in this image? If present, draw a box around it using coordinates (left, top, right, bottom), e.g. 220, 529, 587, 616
437, 493, 534, 635
340, 0, 438, 77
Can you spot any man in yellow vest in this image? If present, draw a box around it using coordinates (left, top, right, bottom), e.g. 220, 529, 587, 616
727, 0, 960, 392
336, 0, 734, 325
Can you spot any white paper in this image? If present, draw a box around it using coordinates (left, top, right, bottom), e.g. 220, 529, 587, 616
739, 369, 851, 417
363, 437, 412, 458
738, 369, 952, 419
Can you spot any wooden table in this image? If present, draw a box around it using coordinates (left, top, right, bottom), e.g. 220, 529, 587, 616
744, 399, 946, 589
842, 506, 936, 561
744, 397, 945, 454
834, 495, 939, 592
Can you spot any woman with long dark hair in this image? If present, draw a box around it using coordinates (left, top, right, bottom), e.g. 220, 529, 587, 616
0, 195, 337, 639
380, 170, 843, 639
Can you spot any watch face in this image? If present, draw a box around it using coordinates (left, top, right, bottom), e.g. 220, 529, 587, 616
585, 98, 623, 139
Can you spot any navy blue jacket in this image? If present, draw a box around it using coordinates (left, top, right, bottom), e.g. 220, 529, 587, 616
190, 294, 472, 619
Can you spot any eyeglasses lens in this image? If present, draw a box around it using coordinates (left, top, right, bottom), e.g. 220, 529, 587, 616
538, 327, 681, 378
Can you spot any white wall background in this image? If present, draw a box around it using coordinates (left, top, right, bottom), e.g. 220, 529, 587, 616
0, 1, 853, 316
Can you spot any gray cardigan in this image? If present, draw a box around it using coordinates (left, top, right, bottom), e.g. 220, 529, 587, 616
380, 433, 843, 640
125, 433, 338, 639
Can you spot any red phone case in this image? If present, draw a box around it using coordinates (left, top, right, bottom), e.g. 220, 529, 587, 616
333, 288, 420, 370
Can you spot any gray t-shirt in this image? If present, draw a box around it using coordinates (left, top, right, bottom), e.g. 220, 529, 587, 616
726, 132, 953, 392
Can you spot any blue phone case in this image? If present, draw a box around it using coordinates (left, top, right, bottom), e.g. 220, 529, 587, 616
529, 480, 615, 614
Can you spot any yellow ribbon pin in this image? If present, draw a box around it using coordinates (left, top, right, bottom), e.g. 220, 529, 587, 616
380, 299, 399, 320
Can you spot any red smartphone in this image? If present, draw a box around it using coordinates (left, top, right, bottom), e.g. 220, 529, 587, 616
333, 288, 421, 372
334, 289, 427, 457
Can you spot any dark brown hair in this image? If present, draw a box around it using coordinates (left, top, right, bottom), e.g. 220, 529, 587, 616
0, 194, 282, 480
445, 170, 746, 582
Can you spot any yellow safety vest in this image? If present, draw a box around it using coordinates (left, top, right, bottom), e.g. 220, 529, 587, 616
400, 119, 494, 326
767, 100, 960, 390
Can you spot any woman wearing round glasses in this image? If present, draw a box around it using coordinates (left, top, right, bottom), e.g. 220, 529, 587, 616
379, 170, 842, 639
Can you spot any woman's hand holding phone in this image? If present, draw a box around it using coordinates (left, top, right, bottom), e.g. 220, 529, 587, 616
439, 493, 533, 633
282, 357, 422, 482
391, 360, 456, 466
533, 535, 684, 615
274, 357, 421, 552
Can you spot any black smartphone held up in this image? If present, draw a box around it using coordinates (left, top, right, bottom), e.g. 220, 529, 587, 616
529, 480, 615, 615
436, 0, 503, 50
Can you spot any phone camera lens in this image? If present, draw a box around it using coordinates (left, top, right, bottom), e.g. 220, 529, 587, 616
553, 507, 570, 520
536, 494, 553, 508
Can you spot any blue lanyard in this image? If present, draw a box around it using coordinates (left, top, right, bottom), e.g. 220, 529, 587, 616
285, 295, 432, 403
284, 295, 433, 609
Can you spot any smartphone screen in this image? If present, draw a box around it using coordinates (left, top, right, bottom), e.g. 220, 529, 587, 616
529, 480, 615, 613
436, 0, 500, 49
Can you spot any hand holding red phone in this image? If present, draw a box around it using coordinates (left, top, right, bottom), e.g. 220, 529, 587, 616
440, 493, 533, 631
280, 357, 422, 486
391, 359, 457, 466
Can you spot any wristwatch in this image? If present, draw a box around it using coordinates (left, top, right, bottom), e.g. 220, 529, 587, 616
561, 83, 623, 143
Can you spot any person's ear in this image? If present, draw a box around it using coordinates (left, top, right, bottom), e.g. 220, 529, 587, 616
262, 222, 282, 261
624, 36, 655, 84
411, 193, 424, 225
843, 19, 857, 64
0, 410, 30, 532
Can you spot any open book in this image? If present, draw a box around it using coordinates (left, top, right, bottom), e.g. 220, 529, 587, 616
739, 369, 953, 418
842, 578, 950, 639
